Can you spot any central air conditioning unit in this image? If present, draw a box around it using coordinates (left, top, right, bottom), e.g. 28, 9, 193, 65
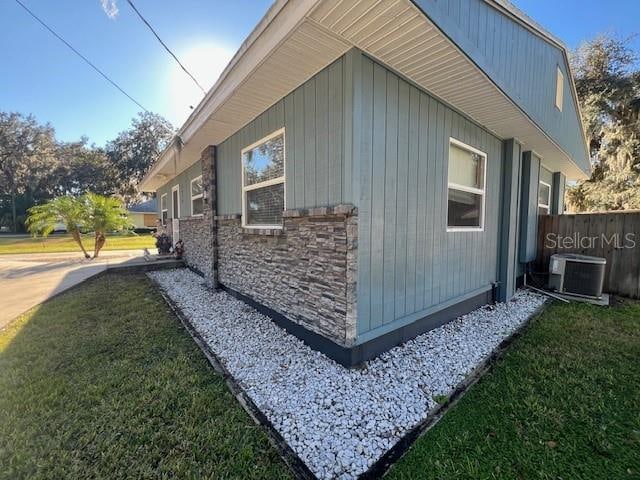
548, 253, 606, 299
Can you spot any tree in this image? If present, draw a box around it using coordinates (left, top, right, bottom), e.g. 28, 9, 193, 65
82, 193, 131, 258
567, 35, 640, 211
25, 195, 91, 259
54, 140, 119, 196
0, 112, 57, 231
106, 112, 174, 201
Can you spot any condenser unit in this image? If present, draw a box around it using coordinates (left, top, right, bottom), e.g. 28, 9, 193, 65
548, 253, 606, 299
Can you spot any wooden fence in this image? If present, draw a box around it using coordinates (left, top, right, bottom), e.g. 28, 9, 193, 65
536, 211, 640, 298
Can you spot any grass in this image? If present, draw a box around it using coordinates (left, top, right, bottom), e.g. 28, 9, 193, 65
388, 298, 640, 480
0, 232, 155, 255
0, 274, 290, 479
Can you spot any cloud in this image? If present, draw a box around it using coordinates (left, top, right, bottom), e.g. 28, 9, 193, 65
100, 0, 118, 19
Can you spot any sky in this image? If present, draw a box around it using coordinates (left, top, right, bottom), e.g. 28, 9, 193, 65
1, 0, 638, 148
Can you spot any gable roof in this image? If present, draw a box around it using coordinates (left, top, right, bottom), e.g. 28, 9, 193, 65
409, 0, 589, 174
491, 0, 567, 50
127, 198, 157, 213
140, 0, 589, 191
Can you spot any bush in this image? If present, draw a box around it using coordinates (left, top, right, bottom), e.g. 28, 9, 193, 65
155, 233, 172, 255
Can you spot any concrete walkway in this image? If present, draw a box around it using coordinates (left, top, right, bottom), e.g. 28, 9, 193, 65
0, 249, 159, 330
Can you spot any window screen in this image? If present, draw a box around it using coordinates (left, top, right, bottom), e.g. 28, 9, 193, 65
447, 140, 486, 230
241, 129, 285, 227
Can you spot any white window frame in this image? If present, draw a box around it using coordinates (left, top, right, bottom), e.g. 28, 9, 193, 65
538, 180, 551, 214
190, 175, 204, 217
446, 137, 487, 232
555, 66, 564, 111
241, 128, 286, 229
171, 184, 180, 219
160, 193, 168, 226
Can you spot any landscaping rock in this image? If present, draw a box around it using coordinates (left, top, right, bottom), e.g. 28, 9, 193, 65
149, 269, 545, 479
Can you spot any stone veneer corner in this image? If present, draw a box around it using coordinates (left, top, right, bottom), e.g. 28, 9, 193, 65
176, 144, 358, 348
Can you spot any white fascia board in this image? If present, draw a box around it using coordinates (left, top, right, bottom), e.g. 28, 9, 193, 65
485, 0, 591, 173
138, 0, 321, 192
138, 140, 179, 192
180, 0, 321, 143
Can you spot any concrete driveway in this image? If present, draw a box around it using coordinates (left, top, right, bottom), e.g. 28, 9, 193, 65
0, 250, 155, 329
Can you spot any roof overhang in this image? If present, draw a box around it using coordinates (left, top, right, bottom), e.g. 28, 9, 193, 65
139, 0, 589, 192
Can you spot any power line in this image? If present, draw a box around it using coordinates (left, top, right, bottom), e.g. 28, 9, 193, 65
125, 0, 207, 95
13, 0, 180, 139
13, 0, 150, 114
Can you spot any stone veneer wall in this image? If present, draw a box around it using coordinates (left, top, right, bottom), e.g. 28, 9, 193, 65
216, 205, 358, 347
178, 216, 212, 276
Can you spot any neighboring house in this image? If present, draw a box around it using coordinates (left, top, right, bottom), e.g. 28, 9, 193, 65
139, 0, 590, 366
127, 199, 158, 230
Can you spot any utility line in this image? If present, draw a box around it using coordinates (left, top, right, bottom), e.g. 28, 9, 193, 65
13, 0, 151, 114
13, 0, 179, 140
125, 0, 207, 95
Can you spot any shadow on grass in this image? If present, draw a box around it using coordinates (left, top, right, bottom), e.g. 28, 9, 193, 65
0, 273, 290, 480
0, 260, 85, 280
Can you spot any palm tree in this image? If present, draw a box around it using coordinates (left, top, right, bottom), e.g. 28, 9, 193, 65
25, 196, 91, 258
83, 193, 131, 258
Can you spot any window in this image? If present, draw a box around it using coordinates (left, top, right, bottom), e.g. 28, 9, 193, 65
160, 193, 168, 226
171, 184, 180, 219
555, 67, 564, 111
447, 138, 486, 230
190, 175, 204, 216
538, 181, 551, 215
241, 128, 285, 228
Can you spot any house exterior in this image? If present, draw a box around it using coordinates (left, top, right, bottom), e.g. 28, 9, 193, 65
139, 0, 590, 366
127, 199, 158, 230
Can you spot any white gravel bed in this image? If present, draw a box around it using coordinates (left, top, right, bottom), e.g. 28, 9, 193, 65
148, 269, 545, 479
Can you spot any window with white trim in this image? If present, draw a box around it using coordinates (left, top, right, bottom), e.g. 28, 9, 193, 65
241, 128, 285, 228
447, 138, 486, 230
555, 67, 564, 111
538, 181, 551, 215
190, 175, 204, 216
160, 193, 168, 225
171, 184, 180, 219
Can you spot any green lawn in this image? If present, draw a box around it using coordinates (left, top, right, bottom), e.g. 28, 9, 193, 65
388, 299, 640, 479
0, 274, 290, 480
0, 233, 155, 255
2, 275, 638, 480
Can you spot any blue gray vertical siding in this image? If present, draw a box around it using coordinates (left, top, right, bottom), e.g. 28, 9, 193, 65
518, 151, 541, 263
151, 43, 576, 344
498, 139, 522, 300
515, 163, 564, 276
156, 161, 203, 220
355, 55, 504, 341
413, 0, 589, 172
215, 56, 351, 215
551, 171, 566, 214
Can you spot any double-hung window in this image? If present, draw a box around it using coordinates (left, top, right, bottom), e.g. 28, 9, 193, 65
447, 138, 487, 231
160, 193, 168, 226
538, 181, 551, 215
190, 175, 204, 216
241, 128, 285, 228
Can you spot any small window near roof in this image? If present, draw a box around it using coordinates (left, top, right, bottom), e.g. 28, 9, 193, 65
241, 128, 285, 228
160, 193, 168, 226
447, 138, 486, 230
190, 175, 204, 216
555, 67, 564, 111
538, 181, 551, 215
